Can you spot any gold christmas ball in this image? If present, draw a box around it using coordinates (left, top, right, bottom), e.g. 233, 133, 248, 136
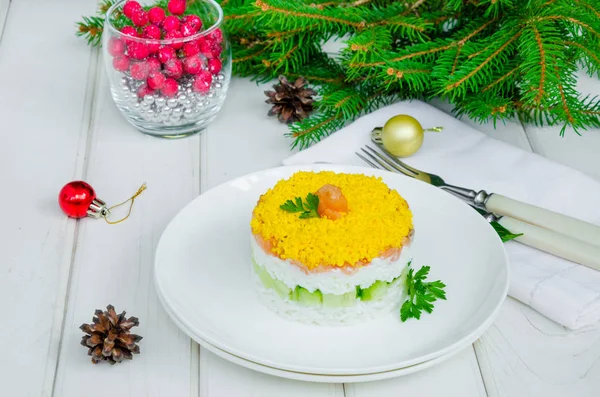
381, 115, 424, 157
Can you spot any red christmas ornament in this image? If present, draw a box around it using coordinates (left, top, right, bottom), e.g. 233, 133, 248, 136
58, 181, 109, 219
58, 181, 147, 224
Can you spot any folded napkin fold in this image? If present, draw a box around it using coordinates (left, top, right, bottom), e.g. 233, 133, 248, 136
282, 100, 600, 330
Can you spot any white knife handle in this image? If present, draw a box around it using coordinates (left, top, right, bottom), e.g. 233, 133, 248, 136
498, 217, 600, 271
487, 194, 600, 247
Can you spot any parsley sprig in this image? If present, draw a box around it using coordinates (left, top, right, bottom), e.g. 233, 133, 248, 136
280, 193, 320, 219
400, 262, 447, 322
490, 221, 523, 242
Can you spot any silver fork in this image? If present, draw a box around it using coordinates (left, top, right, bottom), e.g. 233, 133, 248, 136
355, 143, 600, 249
356, 145, 490, 208
355, 143, 600, 270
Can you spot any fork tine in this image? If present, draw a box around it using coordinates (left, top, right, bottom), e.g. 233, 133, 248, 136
356, 150, 397, 173
374, 144, 422, 175
355, 152, 382, 170
362, 146, 417, 178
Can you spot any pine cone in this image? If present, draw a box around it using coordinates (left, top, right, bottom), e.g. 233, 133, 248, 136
265, 75, 316, 124
80, 305, 143, 365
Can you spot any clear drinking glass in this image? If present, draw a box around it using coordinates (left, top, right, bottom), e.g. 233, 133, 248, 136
103, 0, 231, 138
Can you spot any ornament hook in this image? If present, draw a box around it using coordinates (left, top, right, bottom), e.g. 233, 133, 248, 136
104, 183, 147, 225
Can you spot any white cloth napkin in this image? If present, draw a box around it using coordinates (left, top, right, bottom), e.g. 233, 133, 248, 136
282, 100, 600, 330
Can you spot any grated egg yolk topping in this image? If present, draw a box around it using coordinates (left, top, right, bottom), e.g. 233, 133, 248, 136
250, 171, 413, 269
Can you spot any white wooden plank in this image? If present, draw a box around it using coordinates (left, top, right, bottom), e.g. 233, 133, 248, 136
52, 71, 200, 396
0, 0, 10, 42
346, 348, 487, 397
199, 350, 344, 397
476, 298, 600, 397
0, 0, 98, 395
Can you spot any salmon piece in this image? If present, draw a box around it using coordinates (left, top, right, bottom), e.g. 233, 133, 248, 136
255, 234, 276, 253
315, 184, 348, 220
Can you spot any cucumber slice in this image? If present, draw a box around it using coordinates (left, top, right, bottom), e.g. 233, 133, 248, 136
252, 260, 274, 289
360, 280, 389, 301
323, 290, 358, 308
272, 279, 292, 299
293, 286, 323, 306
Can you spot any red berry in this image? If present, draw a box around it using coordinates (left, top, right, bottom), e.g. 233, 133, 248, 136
183, 55, 202, 74
137, 83, 154, 98
180, 23, 197, 37
168, 0, 186, 16
130, 61, 149, 80
209, 28, 223, 44
146, 57, 162, 73
207, 58, 222, 74
108, 37, 125, 56
147, 72, 167, 90
123, 1, 142, 19
161, 78, 179, 97
143, 25, 162, 39
128, 42, 150, 59
148, 7, 166, 25
164, 58, 183, 79
121, 26, 140, 44
183, 15, 203, 31
193, 70, 212, 93
198, 38, 214, 57
183, 41, 200, 57
163, 16, 180, 32
165, 30, 184, 49
112, 55, 130, 72
210, 42, 222, 58
158, 46, 177, 63
132, 10, 149, 27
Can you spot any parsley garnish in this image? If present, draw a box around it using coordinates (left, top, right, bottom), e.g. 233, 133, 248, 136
280, 193, 320, 219
400, 261, 446, 322
490, 221, 523, 242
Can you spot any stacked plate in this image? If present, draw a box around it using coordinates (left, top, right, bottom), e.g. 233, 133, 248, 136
154, 165, 509, 383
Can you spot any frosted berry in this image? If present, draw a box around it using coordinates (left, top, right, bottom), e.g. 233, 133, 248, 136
137, 83, 154, 98
183, 41, 200, 57
158, 46, 177, 63
168, 0, 186, 16
210, 42, 222, 58
164, 58, 183, 79
130, 61, 149, 80
209, 28, 223, 44
193, 70, 212, 93
128, 42, 150, 60
165, 30, 184, 49
180, 23, 196, 37
123, 1, 142, 19
147, 72, 167, 90
198, 38, 213, 57
183, 55, 202, 74
161, 78, 179, 97
121, 26, 139, 39
208, 58, 222, 75
132, 10, 149, 27
183, 15, 202, 31
107, 38, 125, 56
146, 57, 162, 73
143, 25, 162, 39
163, 16, 180, 32
112, 55, 130, 72
148, 7, 166, 25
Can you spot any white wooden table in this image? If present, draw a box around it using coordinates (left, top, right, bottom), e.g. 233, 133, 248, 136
2, 0, 600, 395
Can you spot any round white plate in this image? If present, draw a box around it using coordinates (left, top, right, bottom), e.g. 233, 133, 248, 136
156, 277, 483, 383
155, 164, 509, 376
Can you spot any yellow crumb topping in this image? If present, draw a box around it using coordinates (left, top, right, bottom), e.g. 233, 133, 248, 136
250, 171, 413, 269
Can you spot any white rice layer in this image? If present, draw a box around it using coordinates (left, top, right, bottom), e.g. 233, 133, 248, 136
252, 270, 407, 326
250, 234, 412, 295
